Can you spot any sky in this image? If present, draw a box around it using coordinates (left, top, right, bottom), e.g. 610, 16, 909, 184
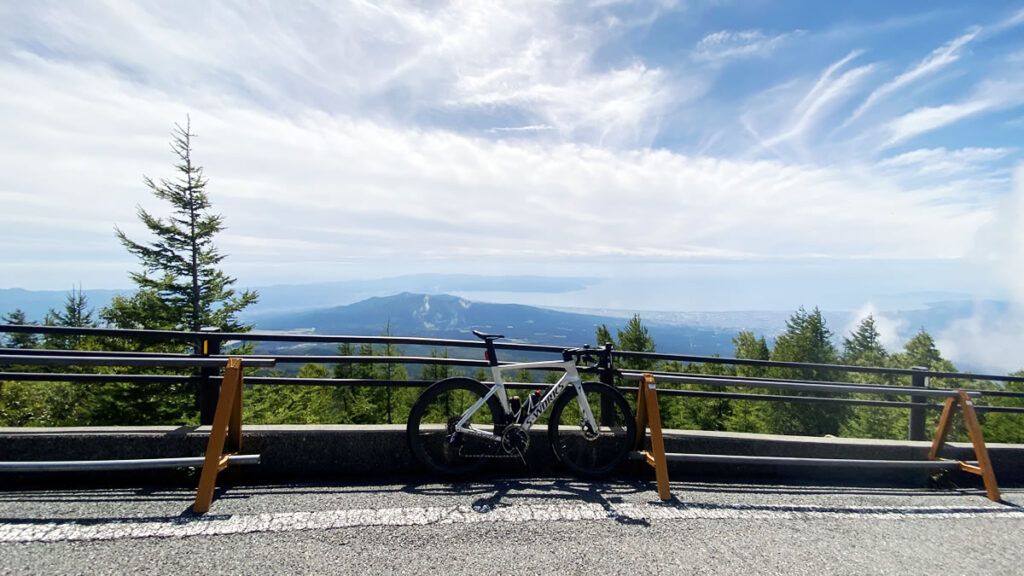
2, 1, 1024, 332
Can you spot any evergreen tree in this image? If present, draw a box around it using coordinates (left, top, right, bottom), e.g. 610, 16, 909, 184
420, 349, 458, 382
614, 314, 657, 372
678, 356, 733, 431
1, 310, 38, 349
891, 329, 962, 440
733, 330, 771, 377
326, 342, 379, 424
727, 331, 771, 432
839, 315, 904, 439
93, 118, 259, 425
104, 117, 258, 333
981, 372, 1024, 443
246, 363, 334, 424
372, 325, 411, 424
892, 329, 951, 371
841, 315, 887, 368
43, 287, 96, 350
766, 306, 848, 436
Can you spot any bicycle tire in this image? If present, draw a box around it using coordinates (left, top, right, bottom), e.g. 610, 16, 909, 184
548, 382, 635, 477
406, 377, 504, 475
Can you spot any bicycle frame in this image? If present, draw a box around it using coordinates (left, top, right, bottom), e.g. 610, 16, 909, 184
452, 358, 598, 443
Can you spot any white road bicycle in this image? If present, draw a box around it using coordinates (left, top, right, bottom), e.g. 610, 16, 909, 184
406, 331, 636, 477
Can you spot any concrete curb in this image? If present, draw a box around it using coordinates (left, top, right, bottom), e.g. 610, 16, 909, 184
1, 426, 1021, 488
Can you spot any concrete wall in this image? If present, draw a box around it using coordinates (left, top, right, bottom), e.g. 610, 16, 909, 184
1, 426, 1021, 488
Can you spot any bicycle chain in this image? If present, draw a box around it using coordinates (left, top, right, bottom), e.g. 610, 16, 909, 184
456, 443, 525, 461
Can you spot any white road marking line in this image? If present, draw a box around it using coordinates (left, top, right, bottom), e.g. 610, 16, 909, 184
2, 503, 1022, 543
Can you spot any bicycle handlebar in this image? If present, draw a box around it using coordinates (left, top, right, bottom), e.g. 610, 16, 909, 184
473, 330, 612, 371
561, 345, 611, 370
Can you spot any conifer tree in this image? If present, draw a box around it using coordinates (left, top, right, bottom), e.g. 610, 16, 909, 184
615, 314, 656, 371
839, 315, 903, 439
842, 316, 888, 367
43, 287, 96, 350
727, 330, 771, 432
1, 310, 38, 349
767, 306, 848, 436
103, 117, 257, 333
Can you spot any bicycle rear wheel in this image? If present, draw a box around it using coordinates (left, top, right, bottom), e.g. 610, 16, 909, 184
406, 377, 504, 475
548, 382, 635, 477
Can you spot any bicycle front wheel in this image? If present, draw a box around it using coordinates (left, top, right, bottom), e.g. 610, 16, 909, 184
406, 377, 504, 475
548, 382, 636, 477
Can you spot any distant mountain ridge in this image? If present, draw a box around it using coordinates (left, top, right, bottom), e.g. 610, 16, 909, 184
3, 280, 1017, 372
253, 292, 738, 355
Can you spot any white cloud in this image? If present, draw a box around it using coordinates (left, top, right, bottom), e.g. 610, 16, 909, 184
761, 52, 874, 149
846, 29, 979, 126
939, 164, 1024, 373
694, 29, 800, 62
938, 309, 1024, 374
882, 80, 1024, 148
0, 0, 1021, 322
844, 303, 905, 352
0, 54, 995, 291
876, 148, 1010, 181
993, 6, 1024, 31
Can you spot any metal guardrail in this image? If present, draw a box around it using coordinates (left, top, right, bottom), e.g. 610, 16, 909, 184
3, 324, 1024, 442
0, 454, 262, 472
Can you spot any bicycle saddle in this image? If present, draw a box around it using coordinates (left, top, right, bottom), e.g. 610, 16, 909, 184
472, 330, 504, 341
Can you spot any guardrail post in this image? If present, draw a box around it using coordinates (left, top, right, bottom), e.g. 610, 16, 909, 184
908, 367, 927, 441
599, 343, 615, 426
198, 327, 222, 425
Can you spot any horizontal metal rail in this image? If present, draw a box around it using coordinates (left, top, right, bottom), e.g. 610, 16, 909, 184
0, 454, 261, 472
615, 349, 1024, 383
627, 451, 963, 469
0, 355, 275, 368
5, 323, 1024, 382
621, 371, 975, 398
0, 373, 199, 384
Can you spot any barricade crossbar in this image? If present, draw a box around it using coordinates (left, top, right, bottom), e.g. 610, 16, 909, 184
0, 356, 267, 514
632, 373, 1001, 502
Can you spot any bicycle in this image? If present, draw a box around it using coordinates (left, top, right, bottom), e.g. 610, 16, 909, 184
406, 330, 636, 477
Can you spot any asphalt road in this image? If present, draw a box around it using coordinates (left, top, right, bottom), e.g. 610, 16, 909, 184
2, 477, 1023, 575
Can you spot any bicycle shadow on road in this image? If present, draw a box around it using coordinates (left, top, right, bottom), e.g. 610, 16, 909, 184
402, 477, 654, 526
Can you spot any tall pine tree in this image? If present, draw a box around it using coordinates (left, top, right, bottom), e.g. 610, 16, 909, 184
103, 117, 257, 333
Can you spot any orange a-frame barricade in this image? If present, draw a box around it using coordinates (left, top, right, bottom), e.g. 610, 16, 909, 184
193, 357, 249, 513
0, 356, 260, 513
633, 373, 1001, 502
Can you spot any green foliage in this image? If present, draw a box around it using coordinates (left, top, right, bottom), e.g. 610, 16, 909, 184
43, 288, 97, 350
766, 307, 848, 436
87, 119, 260, 425
245, 363, 336, 424
81, 380, 197, 425
615, 314, 657, 371
0, 380, 87, 426
421, 349, 461, 382
841, 316, 887, 368
980, 373, 1024, 443
2, 310, 39, 349
104, 118, 258, 333
724, 330, 769, 432
839, 316, 905, 439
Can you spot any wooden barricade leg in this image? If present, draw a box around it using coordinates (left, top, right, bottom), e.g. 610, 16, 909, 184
634, 377, 650, 452
639, 374, 672, 501
193, 358, 243, 514
957, 390, 1000, 502
928, 391, 1000, 502
927, 396, 958, 461
228, 367, 243, 453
